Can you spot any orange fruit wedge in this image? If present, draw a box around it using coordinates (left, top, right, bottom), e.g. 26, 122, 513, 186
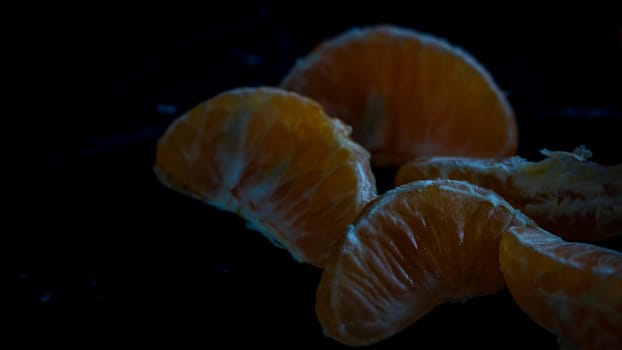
315, 179, 534, 346
280, 24, 518, 166
154, 87, 377, 267
500, 226, 622, 349
395, 145, 622, 242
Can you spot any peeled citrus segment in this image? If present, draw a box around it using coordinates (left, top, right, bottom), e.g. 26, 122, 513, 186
280, 24, 517, 166
315, 179, 534, 346
500, 226, 622, 350
155, 87, 377, 267
395, 145, 622, 242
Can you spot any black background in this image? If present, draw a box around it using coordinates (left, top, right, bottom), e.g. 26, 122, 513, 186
14, 6, 622, 348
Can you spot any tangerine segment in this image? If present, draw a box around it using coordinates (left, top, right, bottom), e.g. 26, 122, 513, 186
316, 179, 533, 346
155, 87, 377, 267
395, 146, 622, 242
280, 24, 517, 166
499, 226, 622, 350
